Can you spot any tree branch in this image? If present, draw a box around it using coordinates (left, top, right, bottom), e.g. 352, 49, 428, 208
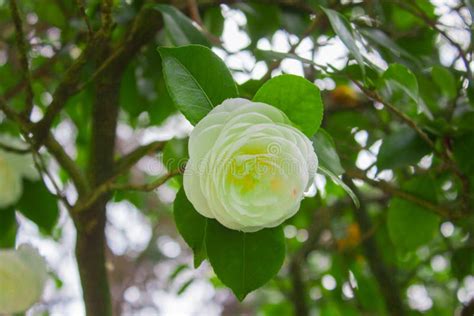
346, 169, 463, 219
73, 169, 182, 214
76, 0, 93, 37
115, 141, 166, 174
8, 0, 34, 117
44, 134, 89, 195
461, 299, 474, 316
32, 35, 105, 145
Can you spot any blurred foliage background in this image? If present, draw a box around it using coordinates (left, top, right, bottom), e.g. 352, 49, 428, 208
1, 0, 474, 315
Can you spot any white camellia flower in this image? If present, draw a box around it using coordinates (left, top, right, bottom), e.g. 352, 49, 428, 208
184, 98, 318, 232
0, 135, 39, 209
0, 244, 48, 314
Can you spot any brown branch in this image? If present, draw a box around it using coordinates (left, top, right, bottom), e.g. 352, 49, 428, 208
110, 168, 182, 192
73, 169, 182, 214
74, 23, 118, 315
71, 6, 166, 313
350, 79, 471, 213
115, 141, 166, 174
395, 0, 473, 82
32, 35, 105, 145
31, 151, 73, 210
8, 0, 34, 117
289, 259, 309, 316
0, 96, 89, 196
76, 0, 93, 37
44, 134, 89, 195
187, 0, 203, 26
101, 0, 114, 34
3, 51, 61, 101
0, 141, 30, 154
346, 169, 462, 219
461, 299, 474, 316
351, 79, 435, 149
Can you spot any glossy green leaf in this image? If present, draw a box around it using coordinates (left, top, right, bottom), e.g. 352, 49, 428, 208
0, 207, 17, 249
159, 45, 238, 125
451, 247, 474, 280
17, 180, 59, 234
173, 188, 208, 267
254, 49, 325, 70
453, 131, 474, 174
360, 29, 414, 61
431, 65, 457, 100
377, 127, 431, 170
382, 64, 419, 103
387, 177, 440, 253
151, 5, 210, 47
120, 64, 145, 118
203, 6, 224, 37
318, 166, 359, 208
322, 7, 365, 75
313, 128, 344, 176
382, 64, 432, 118
253, 74, 324, 137
236, 2, 281, 41
206, 221, 285, 300
163, 138, 188, 172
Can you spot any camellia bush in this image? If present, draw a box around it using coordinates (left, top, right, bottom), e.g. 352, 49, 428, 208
0, 0, 473, 315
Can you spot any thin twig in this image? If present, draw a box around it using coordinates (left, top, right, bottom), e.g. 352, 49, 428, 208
8, 0, 34, 117
0, 141, 30, 154
110, 169, 182, 192
31, 151, 73, 210
346, 169, 463, 219
101, 0, 114, 34
73, 168, 183, 213
44, 134, 89, 195
115, 141, 166, 174
0, 96, 89, 195
395, 0, 473, 82
351, 79, 435, 148
187, 0, 203, 26
76, 0, 94, 37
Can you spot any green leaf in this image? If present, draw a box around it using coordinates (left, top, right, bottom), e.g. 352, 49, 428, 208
281, 11, 310, 36
313, 128, 344, 176
163, 138, 188, 172
205, 221, 285, 300
168, 264, 189, 282
382, 64, 419, 103
453, 131, 474, 174
431, 65, 457, 100
377, 127, 431, 170
387, 177, 440, 253
360, 29, 415, 61
0, 207, 17, 248
318, 166, 359, 208
254, 49, 325, 70
120, 64, 145, 118
322, 7, 365, 76
236, 2, 281, 42
203, 6, 224, 37
173, 188, 208, 267
159, 45, 238, 125
253, 74, 324, 137
150, 4, 210, 47
451, 247, 474, 280
177, 278, 195, 295
382, 64, 432, 118
17, 180, 59, 234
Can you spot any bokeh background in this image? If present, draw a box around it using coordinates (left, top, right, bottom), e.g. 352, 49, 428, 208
1, 0, 474, 315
